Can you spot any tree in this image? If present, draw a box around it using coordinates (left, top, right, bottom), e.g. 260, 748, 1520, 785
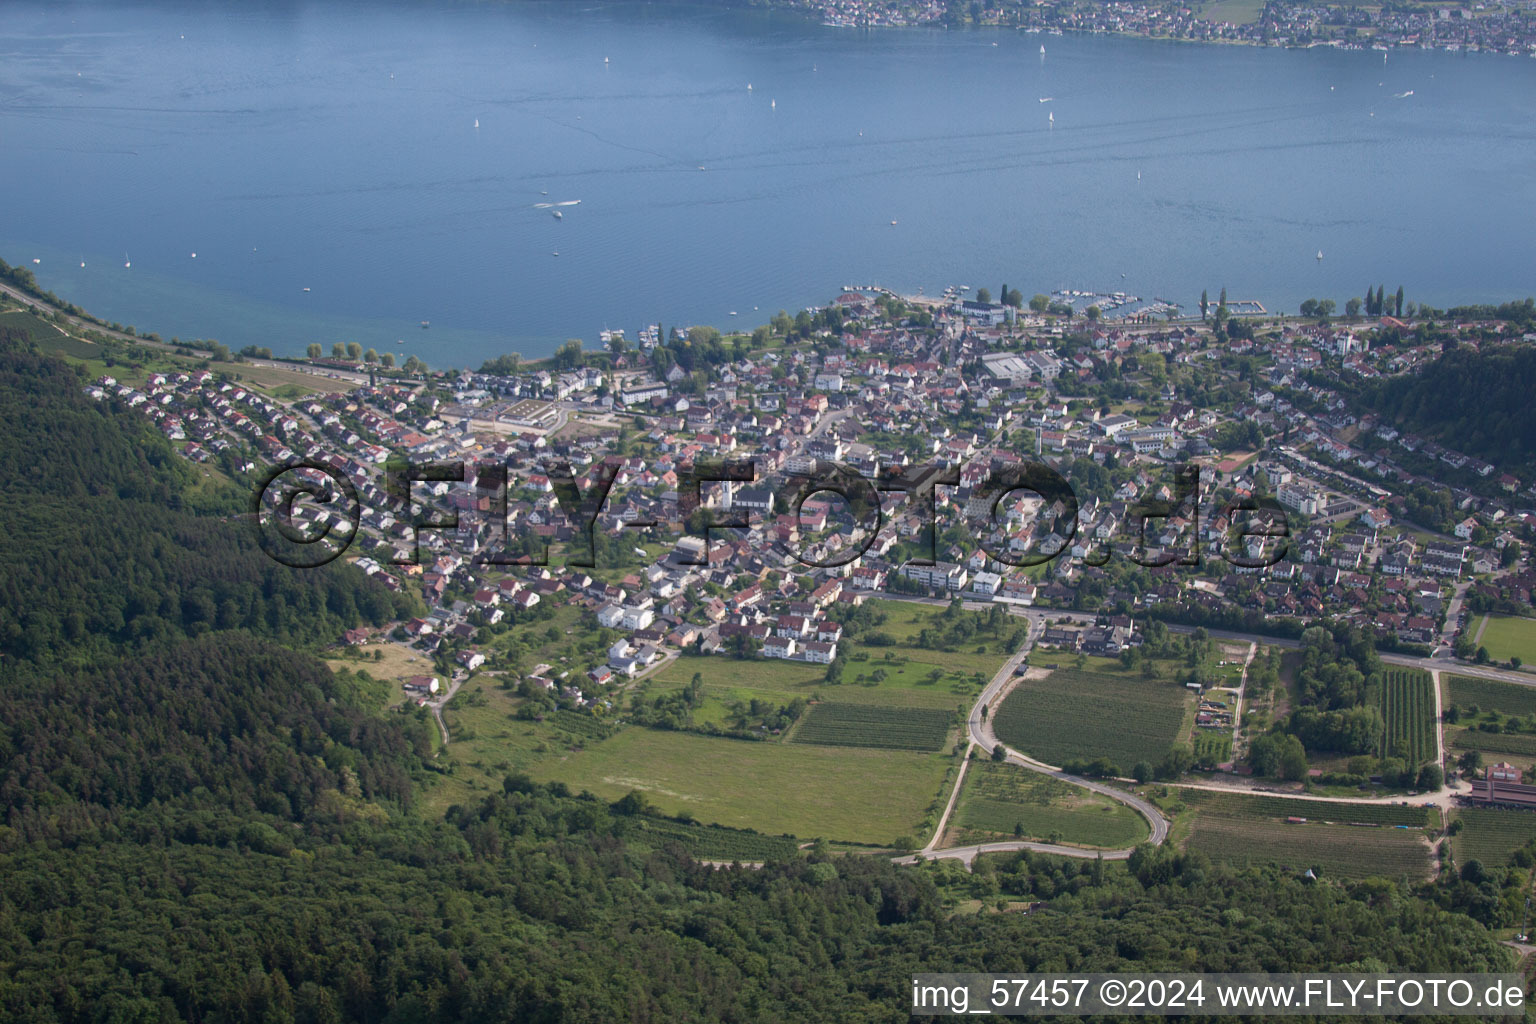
332, 342, 345, 358
1131, 761, 1152, 783
1085, 305, 1101, 322
1346, 297, 1362, 318
364, 348, 378, 364
307, 343, 322, 359
1395, 285, 1404, 318
1200, 289, 1209, 321
1476, 645, 1491, 665
381, 352, 396, 368
346, 342, 362, 360
1029, 294, 1050, 313
976, 288, 992, 305
1416, 764, 1443, 791
991, 743, 1007, 761
1316, 299, 1336, 319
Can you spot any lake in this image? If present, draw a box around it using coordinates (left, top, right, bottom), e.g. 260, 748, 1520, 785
3, 0, 1534, 367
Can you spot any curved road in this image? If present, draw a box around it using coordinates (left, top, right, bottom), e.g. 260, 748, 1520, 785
896, 625, 1171, 868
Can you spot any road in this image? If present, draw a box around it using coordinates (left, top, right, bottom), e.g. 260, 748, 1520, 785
424, 672, 466, 746
896, 615, 1171, 868
1167, 623, 1536, 686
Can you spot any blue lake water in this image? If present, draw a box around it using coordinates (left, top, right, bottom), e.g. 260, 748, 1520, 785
3, 0, 1534, 367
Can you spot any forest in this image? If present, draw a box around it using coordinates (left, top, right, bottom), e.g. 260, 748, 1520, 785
0, 342, 417, 667
0, 338, 1523, 1020
1359, 341, 1536, 469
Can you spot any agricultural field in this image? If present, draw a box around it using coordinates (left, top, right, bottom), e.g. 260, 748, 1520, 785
0, 310, 76, 347
991, 668, 1191, 772
625, 817, 800, 861
1177, 789, 1431, 827
1185, 815, 1431, 880
1447, 675, 1536, 719
946, 760, 1148, 850
1450, 729, 1536, 758
790, 702, 954, 752
1374, 669, 1436, 766
1476, 616, 1536, 666
521, 726, 950, 845
1452, 808, 1536, 867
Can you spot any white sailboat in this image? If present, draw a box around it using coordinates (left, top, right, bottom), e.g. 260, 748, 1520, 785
1048, 111, 1054, 125
474, 118, 479, 129
1316, 250, 1324, 261
1040, 44, 1045, 54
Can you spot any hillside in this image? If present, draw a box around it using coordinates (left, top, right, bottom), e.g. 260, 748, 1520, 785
1359, 342, 1536, 469
0, 340, 416, 666
0, 338, 1519, 1020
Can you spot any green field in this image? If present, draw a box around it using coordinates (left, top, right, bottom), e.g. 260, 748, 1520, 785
992, 668, 1191, 772
1450, 729, 1536, 758
625, 817, 800, 861
1374, 668, 1436, 766
790, 702, 954, 751
521, 726, 950, 845
1448, 675, 1536, 718
1452, 808, 1536, 867
1178, 789, 1431, 827
947, 760, 1148, 849
0, 310, 78, 347
1194, 0, 1266, 25
1185, 815, 1430, 880
1477, 616, 1536, 666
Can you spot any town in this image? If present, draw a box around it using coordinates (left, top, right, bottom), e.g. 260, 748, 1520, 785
784, 0, 1536, 59
17, 269, 1536, 881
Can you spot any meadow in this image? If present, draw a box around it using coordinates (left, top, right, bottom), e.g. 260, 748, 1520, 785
947, 760, 1148, 849
1477, 616, 1536, 666
519, 727, 951, 845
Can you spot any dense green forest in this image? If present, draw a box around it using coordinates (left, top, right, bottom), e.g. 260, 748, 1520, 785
1360, 342, 1536, 468
0, 338, 1521, 1020
0, 343, 416, 666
